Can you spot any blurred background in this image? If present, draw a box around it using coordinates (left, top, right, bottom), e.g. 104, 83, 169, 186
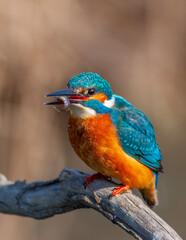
0, 0, 185, 239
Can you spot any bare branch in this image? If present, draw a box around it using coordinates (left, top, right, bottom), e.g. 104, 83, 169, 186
0, 169, 182, 240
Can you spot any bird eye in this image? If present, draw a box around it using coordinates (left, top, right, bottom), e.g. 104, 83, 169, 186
85, 88, 96, 96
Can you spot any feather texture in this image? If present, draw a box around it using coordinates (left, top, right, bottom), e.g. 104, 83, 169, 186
113, 95, 162, 172
82, 97, 163, 173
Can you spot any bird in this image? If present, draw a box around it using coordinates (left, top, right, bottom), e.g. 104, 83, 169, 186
45, 72, 163, 207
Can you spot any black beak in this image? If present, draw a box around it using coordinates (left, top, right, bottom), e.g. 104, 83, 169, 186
45, 89, 82, 97
45, 89, 85, 106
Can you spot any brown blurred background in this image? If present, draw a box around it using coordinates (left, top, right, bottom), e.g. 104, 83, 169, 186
0, 0, 185, 239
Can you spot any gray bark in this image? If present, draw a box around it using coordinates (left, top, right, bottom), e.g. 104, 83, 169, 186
0, 169, 182, 240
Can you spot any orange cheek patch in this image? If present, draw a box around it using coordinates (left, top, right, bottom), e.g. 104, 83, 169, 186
74, 89, 107, 103
90, 93, 107, 103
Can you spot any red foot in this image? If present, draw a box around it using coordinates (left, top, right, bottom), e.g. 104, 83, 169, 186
110, 185, 130, 199
84, 173, 111, 188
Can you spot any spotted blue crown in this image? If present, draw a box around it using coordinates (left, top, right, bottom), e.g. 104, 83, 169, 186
67, 72, 113, 100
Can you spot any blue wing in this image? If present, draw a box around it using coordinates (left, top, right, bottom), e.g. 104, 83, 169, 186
113, 95, 162, 172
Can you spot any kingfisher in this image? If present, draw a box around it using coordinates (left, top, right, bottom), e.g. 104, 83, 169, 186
45, 72, 163, 207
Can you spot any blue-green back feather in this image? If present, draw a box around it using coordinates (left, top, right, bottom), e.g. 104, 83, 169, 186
113, 96, 162, 172
82, 97, 162, 173
114, 94, 133, 109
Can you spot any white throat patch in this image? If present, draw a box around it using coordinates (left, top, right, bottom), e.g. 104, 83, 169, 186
69, 104, 96, 118
69, 96, 115, 118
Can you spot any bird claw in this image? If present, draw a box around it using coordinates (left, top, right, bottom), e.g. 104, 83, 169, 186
84, 173, 111, 189
109, 185, 130, 200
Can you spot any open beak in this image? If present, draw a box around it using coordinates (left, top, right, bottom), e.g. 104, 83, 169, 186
45, 89, 85, 106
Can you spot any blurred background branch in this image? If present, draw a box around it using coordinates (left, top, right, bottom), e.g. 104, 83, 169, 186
0, 169, 182, 240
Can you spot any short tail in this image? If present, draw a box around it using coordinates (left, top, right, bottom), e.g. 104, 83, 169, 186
140, 175, 159, 208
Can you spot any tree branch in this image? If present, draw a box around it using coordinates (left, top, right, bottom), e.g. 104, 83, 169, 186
0, 169, 182, 240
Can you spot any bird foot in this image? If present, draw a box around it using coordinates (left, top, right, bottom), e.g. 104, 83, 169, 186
109, 185, 130, 199
84, 173, 111, 189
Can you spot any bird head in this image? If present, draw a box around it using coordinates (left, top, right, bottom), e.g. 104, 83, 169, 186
45, 73, 115, 117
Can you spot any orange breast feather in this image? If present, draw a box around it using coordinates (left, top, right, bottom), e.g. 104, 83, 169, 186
68, 114, 154, 189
